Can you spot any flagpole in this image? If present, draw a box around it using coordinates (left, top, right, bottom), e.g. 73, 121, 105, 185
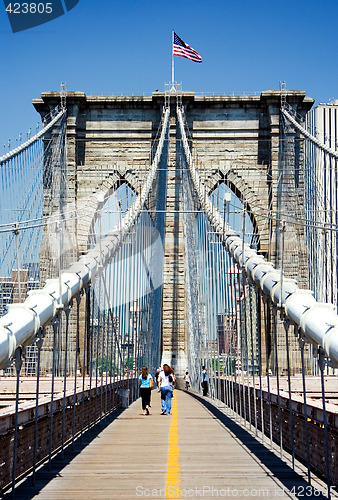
171, 30, 175, 88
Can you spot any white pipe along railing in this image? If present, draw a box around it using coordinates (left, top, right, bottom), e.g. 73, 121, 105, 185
177, 105, 338, 367
0, 107, 170, 369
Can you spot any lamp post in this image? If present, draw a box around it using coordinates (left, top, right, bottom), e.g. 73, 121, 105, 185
121, 334, 132, 375
130, 299, 141, 375
223, 191, 231, 226
226, 263, 245, 368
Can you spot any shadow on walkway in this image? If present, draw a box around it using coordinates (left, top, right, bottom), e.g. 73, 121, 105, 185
3, 408, 124, 500
187, 391, 329, 500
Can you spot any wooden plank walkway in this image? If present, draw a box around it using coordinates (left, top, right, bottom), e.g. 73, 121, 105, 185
11, 389, 329, 500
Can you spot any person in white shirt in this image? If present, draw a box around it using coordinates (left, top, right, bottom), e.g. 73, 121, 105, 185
184, 371, 190, 390
158, 364, 173, 415
202, 365, 208, 396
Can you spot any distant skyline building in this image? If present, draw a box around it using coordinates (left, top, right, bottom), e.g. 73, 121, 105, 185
305, 99, 338, 307
0, 265, 40, 316
217, 313, 237, 356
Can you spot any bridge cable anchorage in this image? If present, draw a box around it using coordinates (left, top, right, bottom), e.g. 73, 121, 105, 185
0, 107, 170, 369
176, 105, 338, 367
282, 105, 338, 160
0, 106, 66, 165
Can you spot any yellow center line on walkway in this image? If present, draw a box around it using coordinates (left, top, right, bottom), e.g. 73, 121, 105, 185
165, 390, 180, 498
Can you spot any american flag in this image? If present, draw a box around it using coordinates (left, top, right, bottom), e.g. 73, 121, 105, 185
173, 32, 202, 63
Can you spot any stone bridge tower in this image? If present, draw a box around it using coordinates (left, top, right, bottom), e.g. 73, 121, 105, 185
33, 90, 313, 374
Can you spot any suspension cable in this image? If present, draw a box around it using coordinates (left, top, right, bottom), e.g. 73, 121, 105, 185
177, 104, 338, 368
0, 107, 170, 369
281, 106, 338, 160
0, 107, 66, 165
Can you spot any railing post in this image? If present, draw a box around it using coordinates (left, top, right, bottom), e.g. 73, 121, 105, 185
81, 285, 90, 440
48, 315, 59, 469
263, 297, 273, 449
258, 292, 265, 445
272, 305, 283, 460
32, 328, 45, 485
88, 286, 94, 432
249, 284, 257, 437
283, 318, 295, 470
318, 347, 331, 499
61, 303, 71, 458
299, 333, 311, 484
72, 293, 81, 447
11, 346, 23, 496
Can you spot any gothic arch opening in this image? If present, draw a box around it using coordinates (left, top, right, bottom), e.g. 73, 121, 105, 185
209, 181, 259, 250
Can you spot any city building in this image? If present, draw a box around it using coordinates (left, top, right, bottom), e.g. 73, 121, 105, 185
305, 100, 338, 307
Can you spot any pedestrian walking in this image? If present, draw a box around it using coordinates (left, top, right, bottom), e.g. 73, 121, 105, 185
170, 366, 176, 399
139, 366, 153, 415
154, 368, 161, 391
159, 364, 173, 415
202, 365, 208, 396
184, 371, 190, 390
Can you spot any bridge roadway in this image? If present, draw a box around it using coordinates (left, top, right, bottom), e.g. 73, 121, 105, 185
10, 389, 329, 500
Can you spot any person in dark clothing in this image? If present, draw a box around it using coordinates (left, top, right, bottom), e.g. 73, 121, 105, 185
202, 365, 208, 396
139, 366, 153, 415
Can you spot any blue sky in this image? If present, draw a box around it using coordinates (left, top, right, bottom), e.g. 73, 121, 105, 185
1, 0, 338, 148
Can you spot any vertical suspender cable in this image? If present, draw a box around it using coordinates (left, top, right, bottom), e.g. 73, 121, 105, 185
103, 275, 109, 419
272, 306, 283, 459
11, 347, 22, 495
48, 317, 59, 469
72, 294, 81, 446
319, 348, 331, 500
300, 334, 311, 484
81, 287, 90, 440
32, 329, 44, 485
61, 305, 71, 457
258, 293, 265, 444
88, 288, 94, 432
264, 300, 273, 449
249, 284, 257, 436
107, 261, 113, 413
284, 321, 295, 469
